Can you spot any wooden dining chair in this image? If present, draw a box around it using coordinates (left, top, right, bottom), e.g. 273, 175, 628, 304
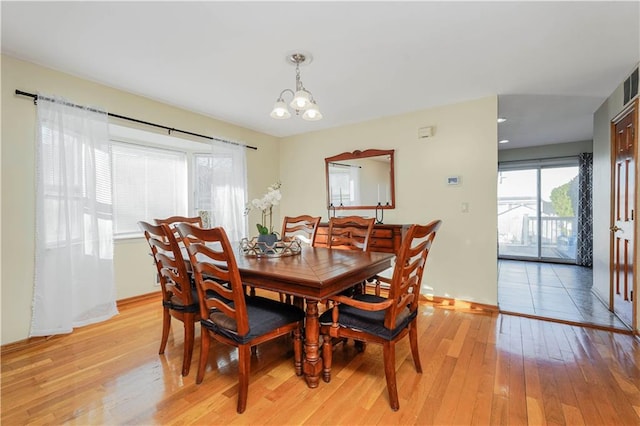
138, 221, 200, 377
327, 216, 375, 297
277, 215, 321, 304
154, 215, 203, 244
320, 219, 442, 411
327, 216, 375, 251
175, 223, 305, 414
281, 215, 321, 246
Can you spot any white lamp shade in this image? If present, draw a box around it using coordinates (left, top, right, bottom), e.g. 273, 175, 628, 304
270, 100, 291, 119
302, 102, 322, 121
290, 89, 311, 110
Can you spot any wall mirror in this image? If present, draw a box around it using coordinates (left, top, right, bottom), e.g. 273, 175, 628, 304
325, 149, 395, 210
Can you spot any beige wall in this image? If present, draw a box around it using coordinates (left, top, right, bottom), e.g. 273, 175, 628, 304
2, 55, 500, 345
593, 72, 639, 330
278, 97, 499, 305
1, 55, 280, 345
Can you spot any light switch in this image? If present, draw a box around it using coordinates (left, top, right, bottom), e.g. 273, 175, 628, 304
461, 202, 469, 213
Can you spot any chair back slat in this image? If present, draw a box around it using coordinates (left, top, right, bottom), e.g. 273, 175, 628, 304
281, 215, 321, 246
176, 223, 249, 336
385, 220, 442, 330
327, 216, 375, 251
155, 216, 203, 226
155, 216, 203, 244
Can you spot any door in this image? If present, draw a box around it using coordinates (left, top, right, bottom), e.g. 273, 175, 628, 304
611, 100, 637, 329
498, 162, 579, 262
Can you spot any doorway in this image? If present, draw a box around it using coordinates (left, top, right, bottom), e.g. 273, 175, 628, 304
610, 100, 637, 329
498, 159, 579, 263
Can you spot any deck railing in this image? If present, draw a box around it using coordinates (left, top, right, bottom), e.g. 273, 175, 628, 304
522, 216, 575, 245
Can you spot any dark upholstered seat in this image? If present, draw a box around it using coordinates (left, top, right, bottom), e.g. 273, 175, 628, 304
203, 295, 305, 344
319, 293, 416, 340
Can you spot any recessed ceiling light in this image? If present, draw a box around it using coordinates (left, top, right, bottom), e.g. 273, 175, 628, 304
497, 117, 507, 123
499, 139, 510, 144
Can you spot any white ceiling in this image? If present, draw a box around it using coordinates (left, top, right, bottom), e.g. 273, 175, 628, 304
2, 1, 639, 150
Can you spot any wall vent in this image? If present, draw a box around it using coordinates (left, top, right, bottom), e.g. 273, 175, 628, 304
623, 66, 638, 105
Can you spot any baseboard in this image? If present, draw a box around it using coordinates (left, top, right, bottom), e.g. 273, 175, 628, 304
1, 292, 162, 355
116, 291, 161, 309
1, 335, 54, 355
420, 294, 499, 313
500, 309, 634, 335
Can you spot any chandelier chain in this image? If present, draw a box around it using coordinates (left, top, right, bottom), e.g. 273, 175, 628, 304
295, 64, 303, 92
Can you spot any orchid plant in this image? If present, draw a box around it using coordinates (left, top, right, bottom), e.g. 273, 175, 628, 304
245, 182, 282, 235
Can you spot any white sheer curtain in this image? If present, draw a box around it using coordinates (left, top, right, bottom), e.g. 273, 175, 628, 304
31, 94, 118, 337
200, 140, 248, 242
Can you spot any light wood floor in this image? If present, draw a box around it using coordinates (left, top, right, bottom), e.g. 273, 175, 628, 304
2, 293, 640, 425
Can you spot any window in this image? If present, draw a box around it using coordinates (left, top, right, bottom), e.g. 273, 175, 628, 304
41, 126, 113, 249
109, 124, 248, 240
112, 143, 187, 235
193, 153, 232, 213
192, 145, 249, 242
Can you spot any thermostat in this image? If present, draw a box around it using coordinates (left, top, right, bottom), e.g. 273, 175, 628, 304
447, 176, 461, 185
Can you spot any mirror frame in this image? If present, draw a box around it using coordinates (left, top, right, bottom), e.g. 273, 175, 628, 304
325, 149, 395, 210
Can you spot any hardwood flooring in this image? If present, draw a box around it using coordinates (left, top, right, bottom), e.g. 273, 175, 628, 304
2, 293, 640, 425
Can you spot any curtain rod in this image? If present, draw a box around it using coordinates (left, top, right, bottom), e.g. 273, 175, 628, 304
15, 89, 258, 151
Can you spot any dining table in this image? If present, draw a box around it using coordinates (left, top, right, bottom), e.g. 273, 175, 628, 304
232, 245, 395, 388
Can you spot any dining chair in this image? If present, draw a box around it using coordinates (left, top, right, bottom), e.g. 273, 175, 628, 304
154, 215, 203, 244
281, 215, 321, 246
176, 223, 305, 414
319, 219, 442, 411
278, 215, 321, 304
327, 216, 375, 252
327, 216, 375, 297
138, 221, 200, 377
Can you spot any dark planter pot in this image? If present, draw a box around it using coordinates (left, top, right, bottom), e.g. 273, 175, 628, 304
257, 233, 278, 253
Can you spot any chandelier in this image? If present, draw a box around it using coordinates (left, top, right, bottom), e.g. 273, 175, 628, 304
270, 52, 322, 121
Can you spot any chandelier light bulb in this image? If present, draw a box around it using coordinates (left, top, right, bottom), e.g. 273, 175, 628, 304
302, 101, 322, 121
270, 99, 291, 119
291, 89, 311, 110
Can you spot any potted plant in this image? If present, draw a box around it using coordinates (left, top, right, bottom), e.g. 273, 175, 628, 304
245, 182, 282, 251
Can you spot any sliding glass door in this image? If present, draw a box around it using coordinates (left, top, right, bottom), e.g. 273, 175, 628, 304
498, 159, 579, 262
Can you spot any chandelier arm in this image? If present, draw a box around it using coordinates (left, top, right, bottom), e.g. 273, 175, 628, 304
277, 88, 295, 101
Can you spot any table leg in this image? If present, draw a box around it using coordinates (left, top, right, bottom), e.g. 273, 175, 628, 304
302, 300, 322, 388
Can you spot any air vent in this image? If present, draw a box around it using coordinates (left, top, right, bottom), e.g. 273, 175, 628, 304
623, 67, 638, 105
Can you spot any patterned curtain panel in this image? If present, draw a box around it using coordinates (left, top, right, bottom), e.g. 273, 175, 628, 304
576, 153, 593, 266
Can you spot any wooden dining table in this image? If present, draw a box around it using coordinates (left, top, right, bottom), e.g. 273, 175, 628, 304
232, 245, 395, 388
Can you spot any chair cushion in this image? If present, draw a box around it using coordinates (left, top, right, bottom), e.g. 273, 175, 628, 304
319, 293, 417, 341
201, 296, 305, 344
163, 287, 200, 313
